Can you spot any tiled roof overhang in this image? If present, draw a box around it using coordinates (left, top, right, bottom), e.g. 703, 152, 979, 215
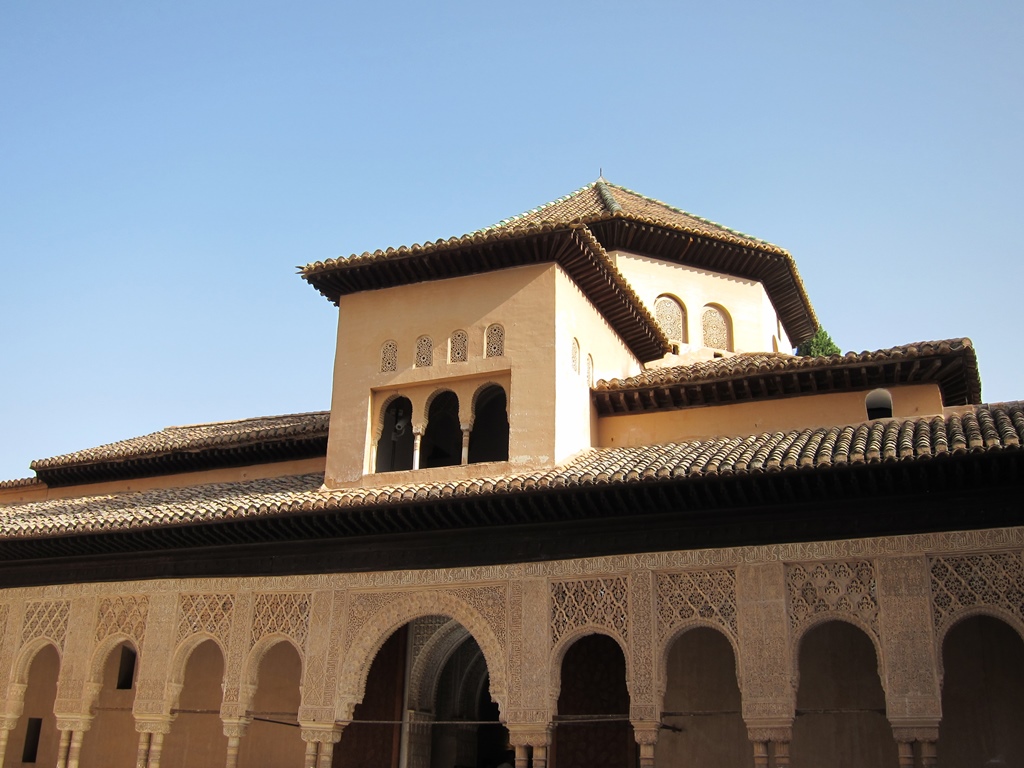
585, 214, 817, 345
0, 404, 1021, 586
594, 339, 982, 414
302, 225, 671, 362
31, 412, 330, 487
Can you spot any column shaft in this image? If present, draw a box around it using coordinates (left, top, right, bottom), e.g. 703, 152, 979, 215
55, 729, 71, 768
66, 730, 85, 768
136, 732, 152, 768
304, 739, 319, 768
147, 732, 165, 768
316, 740, 335, 768
225, 735, 241, 768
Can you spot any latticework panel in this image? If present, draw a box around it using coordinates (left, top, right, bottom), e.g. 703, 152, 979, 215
702, 307, 729, 350
787, 560, 879, 637
485, 324, 504, 357
380, 340, 398, 373
655, 296, 685, 343
96, 596, 149, 643
657, 569, 737, 640
415, 336, 433, 368
22, 600, 70, 647
571, 338, 580, 374
930, 553, 1024, 632
251, 593, 312, 647
177, 594, 235, 644
449, 330, 468, 363
551, 577, 629, 645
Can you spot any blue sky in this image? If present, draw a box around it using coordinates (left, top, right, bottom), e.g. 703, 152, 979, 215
2, 1, 1022, 480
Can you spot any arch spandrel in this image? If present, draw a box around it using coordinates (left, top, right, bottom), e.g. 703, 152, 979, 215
335, 591, 508, 723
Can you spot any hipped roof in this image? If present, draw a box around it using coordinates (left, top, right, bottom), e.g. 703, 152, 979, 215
302, 181, 818, 352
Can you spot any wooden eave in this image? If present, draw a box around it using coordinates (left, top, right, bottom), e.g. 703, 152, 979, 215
0, 446, 1019, 587
593, 347, 980, 416
586, 216, 818, 345
303, 227, 669, 362
33, 436, 328, 488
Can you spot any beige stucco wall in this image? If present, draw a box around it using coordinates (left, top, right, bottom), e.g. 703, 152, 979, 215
325, 263, 642, 487
553, 267, 642, 463
611, 251, 788, 353
597, 384, 944, 447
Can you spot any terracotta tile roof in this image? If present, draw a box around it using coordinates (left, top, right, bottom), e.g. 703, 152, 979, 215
2, 403, 1020, 540
488, 180, 782, 253
301, 180, 818, 347
594, 339, 982, 411
30, 412, 330, 487
302, 224, 670, 362
0, 478, 44, 490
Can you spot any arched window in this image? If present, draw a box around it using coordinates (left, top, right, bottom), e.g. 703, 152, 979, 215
449, 330, 468, 363
571, 338, 580, 374
485, 324, 504, 357
655, 295, 687, 347
586, 355, 594, 387
469, 385, 509, 464
421, 391, 462, 468
415, 336, 433, 367
376, 397, 414, 472
380, 340, 398, 373
701, 305, 732, 351
865, 389, 893, 420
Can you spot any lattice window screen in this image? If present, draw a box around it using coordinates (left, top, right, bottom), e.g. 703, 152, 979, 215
415, 336, 433, 367
449, 330, 468, 362
380, 340, 398, 372
702, 307, 730, 350
485, 324, 504, 357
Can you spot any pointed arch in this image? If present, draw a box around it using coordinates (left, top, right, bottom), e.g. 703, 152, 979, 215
12, 637, 62, 686
335, 592, 508, 723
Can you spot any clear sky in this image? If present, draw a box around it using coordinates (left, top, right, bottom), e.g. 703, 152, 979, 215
2, 1, 1022, 481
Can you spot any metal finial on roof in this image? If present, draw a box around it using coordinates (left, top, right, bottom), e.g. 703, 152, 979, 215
598, 167, 604, 180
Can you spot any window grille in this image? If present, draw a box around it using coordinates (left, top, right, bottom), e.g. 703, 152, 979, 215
380, 340, 398, 372
415, 336, 433, 367
449, 330, 468, 362
485, 324, 504, 357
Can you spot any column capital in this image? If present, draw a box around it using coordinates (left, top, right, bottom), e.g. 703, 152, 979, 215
134, 715, 173, 735
221, 716, 252, 739
891, 724, 940, 743
746, 724, 792, 743
55, 715, 93, 733
299, 723, 343, 743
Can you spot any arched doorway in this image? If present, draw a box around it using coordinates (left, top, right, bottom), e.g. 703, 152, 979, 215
657, 627, 751, 767
422, 392, 462, 468
336, 616, 506, 768
4, 644, 60, 768
163, 639, 228, 767
237, 641, 305, 768
554, 634, 636, 768
468, 385, 509, 464
79, 640, 140, 768
791, 621, 897, 767
938, 615, 1024, 766
377, 397, 414, 472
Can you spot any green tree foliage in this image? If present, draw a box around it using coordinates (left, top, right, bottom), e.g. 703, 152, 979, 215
797, 327, 841, 357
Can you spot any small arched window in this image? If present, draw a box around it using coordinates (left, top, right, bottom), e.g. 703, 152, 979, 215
449, 330, 468, 363
571, 338, 580, 374
376, 397, 414, 472
586, 354, 594, 387
701, 305, 732, 351
654, 295, 687, 346
865, 389, 893, 420
469, 385, 509, 464
421, 391, 461, 468
485, 324, 505, 357
380, 340, 398, 373
415, 336, 433, 367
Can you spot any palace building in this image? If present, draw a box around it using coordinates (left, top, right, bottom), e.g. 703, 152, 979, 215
0, 181, 1021, 768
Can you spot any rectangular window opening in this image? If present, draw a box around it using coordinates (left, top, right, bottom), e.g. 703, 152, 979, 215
22, 717, 42, 763
116, 646, 137, 690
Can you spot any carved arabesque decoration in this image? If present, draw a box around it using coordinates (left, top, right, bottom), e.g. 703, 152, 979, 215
929, 552, 1024, 635
177, 594, 234, 644
656, 568, 737, 641
251, 592, 311, 647
22, 600, 70, 648
95, 595, 148, 644
551, 577, 629, 646
787, 560, 879, 638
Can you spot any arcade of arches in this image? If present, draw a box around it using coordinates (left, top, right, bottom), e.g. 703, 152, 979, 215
0, 530, 1022, 768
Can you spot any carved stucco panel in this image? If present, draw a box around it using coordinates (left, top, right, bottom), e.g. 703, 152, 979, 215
656, 568, 738, 642
516, 579, 550, 722
300, 590, 336, 718
629, 570, 656, 723
786, 560, 879, 640
735, 562, 793, 724
550, 576, 629, 646
220, 592, 254, 715
176, 594, 234, 646
22, 600, 70, 649
929, 551, 1024, 640
95, 595, 149, 646
876, 556, 941, 723
250, 592, 312, 648
55, 597, 97, 716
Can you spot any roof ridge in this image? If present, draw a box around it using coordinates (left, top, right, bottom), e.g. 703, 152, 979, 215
602, 181, 780, 250
166, 411, 330, 430
480, 181, 598, 232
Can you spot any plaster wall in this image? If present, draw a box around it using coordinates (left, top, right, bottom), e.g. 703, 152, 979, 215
553, 267, 642, 462
0, 458, 326, 505
597, 384, 944, 447
611, 251, 783, 353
